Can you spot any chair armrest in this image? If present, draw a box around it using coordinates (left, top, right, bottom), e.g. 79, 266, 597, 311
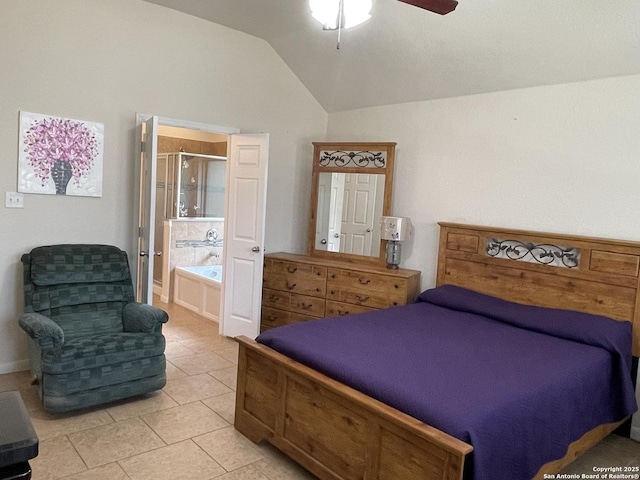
18, 313, 64, 350
123, 303, 169, 333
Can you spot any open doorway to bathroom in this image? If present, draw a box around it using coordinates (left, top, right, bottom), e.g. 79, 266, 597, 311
137, 114, 269, 339
153, 126, 228, 322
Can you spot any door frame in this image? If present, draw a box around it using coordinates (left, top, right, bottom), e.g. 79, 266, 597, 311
133, 114, 240, 314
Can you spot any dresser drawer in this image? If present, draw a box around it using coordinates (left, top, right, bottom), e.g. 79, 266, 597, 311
289, 293, 325, 317
261, 306, 318, 332
262, 289, 290, 309
263, 260, 327, 298
327, 268, 412, 308
326, 288, 391, 309
261, 306, 290, 330
327, 269, 408, 294
388, 278, 408, 294
262, 288, 325, 317
326, 300, 376, 317
327, 269, 392, 293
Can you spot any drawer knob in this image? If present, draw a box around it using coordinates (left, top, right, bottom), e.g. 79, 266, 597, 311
269, 295, 280, 302
338, 310, 348, 316
359, 278, 371, 285
286, 282, 297, 290
287, 266, 298, 273
300, 303, 312, 310
356, 295, 370, 303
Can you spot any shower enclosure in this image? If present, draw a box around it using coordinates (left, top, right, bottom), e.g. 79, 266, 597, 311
154, 152, 227, 288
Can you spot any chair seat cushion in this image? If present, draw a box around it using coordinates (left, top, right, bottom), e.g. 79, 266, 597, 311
43, 355, 166, 397
42, 332, 165, 374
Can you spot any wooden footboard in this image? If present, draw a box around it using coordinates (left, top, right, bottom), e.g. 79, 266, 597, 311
234, 336, 473, 480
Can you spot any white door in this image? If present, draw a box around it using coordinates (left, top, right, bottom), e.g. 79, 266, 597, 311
340, 173, 378, 255
316, 173, 345, 252
315, 173, 331, 251
327, 173, 345, 252
221, 134, 269, 339
136, 116, 159, 304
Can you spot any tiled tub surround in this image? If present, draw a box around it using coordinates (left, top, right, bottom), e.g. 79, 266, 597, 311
159, 219, 224, 303
174, 266, 222, 322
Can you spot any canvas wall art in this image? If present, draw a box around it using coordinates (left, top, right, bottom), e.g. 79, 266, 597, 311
18, 111, 104, 197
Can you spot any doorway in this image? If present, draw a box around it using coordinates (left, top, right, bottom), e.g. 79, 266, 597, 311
135, 114, 269, 339
153, 126, 229, 307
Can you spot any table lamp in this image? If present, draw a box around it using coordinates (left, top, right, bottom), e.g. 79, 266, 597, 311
380, 216, 412, 269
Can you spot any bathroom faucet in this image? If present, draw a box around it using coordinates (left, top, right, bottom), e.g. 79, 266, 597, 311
206, 229, 218, 242
206, 229, 223, 246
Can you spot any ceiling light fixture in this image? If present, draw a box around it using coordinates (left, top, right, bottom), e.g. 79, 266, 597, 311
309, 0, 372, 49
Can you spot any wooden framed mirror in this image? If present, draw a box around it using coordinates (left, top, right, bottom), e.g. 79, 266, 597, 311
307, 142, 396, 266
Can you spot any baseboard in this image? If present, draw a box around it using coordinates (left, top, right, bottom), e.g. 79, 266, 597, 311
631, 425, 640, 442
0, 359, 30, 375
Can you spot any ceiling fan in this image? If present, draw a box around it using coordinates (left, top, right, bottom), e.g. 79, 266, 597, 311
310, 0, 458, 49
396, 0, 458, 15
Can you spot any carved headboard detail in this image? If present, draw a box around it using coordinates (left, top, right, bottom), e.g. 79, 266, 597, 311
437, 223, 640, 356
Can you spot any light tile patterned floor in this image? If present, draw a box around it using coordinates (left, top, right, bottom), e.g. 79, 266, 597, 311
1, 299, 638, 479
1, 300, 315, 480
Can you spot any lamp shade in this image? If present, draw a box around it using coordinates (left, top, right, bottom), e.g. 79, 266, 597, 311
380, 216, 412, 242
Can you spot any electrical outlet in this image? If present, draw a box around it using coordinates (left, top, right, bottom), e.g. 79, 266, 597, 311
5, 192, 24, 208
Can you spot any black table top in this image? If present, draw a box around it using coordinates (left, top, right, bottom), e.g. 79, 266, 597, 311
0, 392, 38, 468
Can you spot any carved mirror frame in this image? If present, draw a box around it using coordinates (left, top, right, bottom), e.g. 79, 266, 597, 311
307, 141, 396, 266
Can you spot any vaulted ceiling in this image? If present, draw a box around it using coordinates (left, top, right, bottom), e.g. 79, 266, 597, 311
143, 0, 640, 112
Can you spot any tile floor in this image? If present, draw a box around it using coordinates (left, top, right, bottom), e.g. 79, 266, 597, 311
0, 299, 638, 479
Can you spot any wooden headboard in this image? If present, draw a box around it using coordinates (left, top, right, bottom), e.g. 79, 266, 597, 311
436, 223, 640, 356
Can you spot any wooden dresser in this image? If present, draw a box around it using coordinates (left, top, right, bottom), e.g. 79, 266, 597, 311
261, 252, 422, 332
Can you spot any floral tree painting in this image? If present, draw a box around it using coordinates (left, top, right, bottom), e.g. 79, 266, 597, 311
18, 111, 104, 197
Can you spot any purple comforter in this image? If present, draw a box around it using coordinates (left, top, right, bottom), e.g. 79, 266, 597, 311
257, 285, 637, 480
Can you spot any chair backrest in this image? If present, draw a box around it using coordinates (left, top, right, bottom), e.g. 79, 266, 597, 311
22, 244, 136, 339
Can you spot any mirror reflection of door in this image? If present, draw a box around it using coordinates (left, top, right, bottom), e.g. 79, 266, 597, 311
340, 173, 384, 255
316, 173, 344, 252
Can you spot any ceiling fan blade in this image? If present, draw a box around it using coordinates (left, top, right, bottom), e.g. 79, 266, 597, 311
397, 0, 458, 15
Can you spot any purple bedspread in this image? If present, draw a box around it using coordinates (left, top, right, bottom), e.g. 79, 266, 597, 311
257, 285, 637, 480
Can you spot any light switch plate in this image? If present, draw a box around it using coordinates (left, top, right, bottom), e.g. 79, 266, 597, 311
5, 192, 24, 208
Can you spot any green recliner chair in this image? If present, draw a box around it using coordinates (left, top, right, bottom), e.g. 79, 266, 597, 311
18, 244, 168, 413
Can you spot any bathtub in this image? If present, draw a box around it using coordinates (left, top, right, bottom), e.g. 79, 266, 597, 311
173, 265, 222, 322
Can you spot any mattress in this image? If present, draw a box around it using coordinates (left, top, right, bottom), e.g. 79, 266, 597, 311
257, 285, 638, 480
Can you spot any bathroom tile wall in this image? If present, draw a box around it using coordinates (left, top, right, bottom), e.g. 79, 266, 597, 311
169, 220, 225, 269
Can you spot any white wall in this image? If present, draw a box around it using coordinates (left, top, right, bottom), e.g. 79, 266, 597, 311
0, 0, 327, 372
327, 74, 640, 439
327, 75, 640, 286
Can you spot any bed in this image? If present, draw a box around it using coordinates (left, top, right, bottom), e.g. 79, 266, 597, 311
234, 223, 640, 480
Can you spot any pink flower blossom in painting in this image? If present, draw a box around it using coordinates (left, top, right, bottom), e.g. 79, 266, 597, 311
23, 117, 98, 186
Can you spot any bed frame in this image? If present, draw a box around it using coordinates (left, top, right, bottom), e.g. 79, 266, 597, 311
235, 223, 640, 480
